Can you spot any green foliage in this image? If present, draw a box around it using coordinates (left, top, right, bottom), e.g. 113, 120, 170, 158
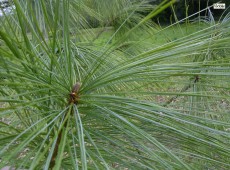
0, 0, 230, 169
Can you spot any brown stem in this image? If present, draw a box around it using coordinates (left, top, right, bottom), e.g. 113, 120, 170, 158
49, 129, 63, 169
49, 112, 69, 169
49, 82, 81, 169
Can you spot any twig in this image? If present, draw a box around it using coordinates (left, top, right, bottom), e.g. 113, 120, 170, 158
163, 76, 200, 107
49, 82, 81, 169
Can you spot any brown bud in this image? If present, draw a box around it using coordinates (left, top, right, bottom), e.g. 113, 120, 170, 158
72, 82, 81, 93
